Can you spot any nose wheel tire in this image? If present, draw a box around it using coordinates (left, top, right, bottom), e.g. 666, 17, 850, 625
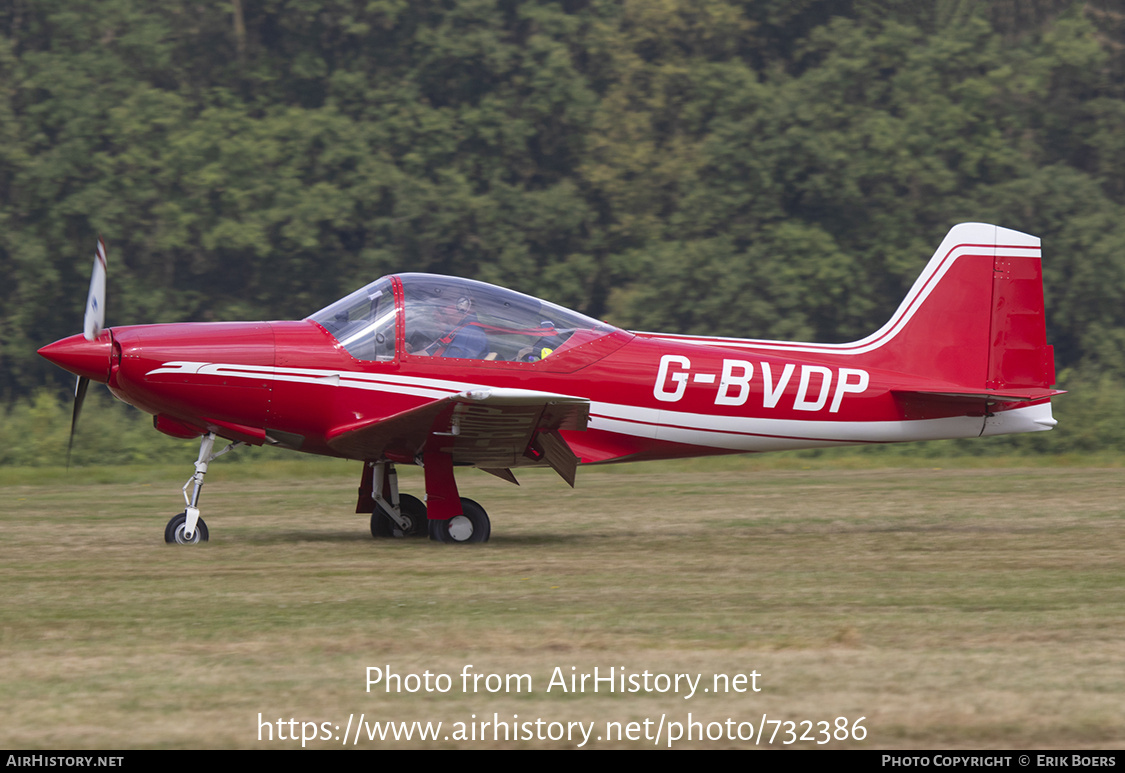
165, 512, 209, 544
429, 497, 490, 544
371, 494, 428, 538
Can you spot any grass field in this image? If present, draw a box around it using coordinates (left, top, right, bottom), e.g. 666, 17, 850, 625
1, 457, 1122, 749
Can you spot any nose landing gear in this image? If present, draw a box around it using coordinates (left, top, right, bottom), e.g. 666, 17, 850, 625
164, 432, 243, 544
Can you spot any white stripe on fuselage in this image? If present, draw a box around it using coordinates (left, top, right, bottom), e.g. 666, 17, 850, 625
140, 361, 1052, 450
146, 361, 464, 400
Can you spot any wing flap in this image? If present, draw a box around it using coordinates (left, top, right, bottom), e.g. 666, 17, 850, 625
531, 429, 579, 488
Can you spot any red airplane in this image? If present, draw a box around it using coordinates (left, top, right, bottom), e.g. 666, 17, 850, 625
39, 223, 1062, 545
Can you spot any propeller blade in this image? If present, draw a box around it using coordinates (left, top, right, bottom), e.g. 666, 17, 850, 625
83, 237, 107, 341
69, 237, 106, 466
67, 376, 90, 469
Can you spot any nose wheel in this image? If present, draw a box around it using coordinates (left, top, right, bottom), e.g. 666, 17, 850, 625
165, 512, 209, 544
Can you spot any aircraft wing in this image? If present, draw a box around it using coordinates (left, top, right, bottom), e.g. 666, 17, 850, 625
326, 388, 589, 486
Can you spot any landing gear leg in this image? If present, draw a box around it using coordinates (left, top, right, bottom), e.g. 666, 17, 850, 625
165, 432, 242, 544
369, 461, 427, 538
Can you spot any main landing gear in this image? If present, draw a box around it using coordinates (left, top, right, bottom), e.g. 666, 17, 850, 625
164, 432, 242, 545
364, 461, 429, 539
371, 493, 428, 538
359, 461, 491, 544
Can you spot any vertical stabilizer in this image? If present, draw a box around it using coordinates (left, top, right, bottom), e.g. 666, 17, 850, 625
851, 223, 1054, 391
634, 223, 1059, 396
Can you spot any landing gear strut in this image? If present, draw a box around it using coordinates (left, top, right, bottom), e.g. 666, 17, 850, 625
164, 432, 242, 544
372, 494, 428, 538
367, 462, 428, 538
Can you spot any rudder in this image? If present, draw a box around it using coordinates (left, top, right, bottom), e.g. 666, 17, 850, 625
988, 245, 1056, 390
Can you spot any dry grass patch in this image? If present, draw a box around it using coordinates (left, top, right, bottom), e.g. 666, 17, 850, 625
1, 465, 1122, 748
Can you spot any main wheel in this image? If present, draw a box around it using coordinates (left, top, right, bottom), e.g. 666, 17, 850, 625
370, 507, 392, 538
429, 497, 490, 544
371, 494, 429, 538
165, 512, 209, 544
398, 494, 428, 537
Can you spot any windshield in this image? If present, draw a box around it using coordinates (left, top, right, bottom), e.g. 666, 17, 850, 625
306, 277, 396, 361
400, 274, 615, 362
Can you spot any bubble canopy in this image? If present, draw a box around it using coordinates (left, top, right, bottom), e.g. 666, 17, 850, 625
307, 274, 617, 363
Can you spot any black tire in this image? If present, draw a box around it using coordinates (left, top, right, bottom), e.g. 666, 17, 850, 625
165, 512, 209, 544
371, 494, 428, 538
398, 494, 428, 537
429, 497, 490, 544
370, 507, 393, 538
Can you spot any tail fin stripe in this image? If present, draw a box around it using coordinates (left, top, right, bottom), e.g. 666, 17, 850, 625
643, 241, 1040, 357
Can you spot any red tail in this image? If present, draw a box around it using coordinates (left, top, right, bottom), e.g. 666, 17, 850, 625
637, 223, 1059, 398
855, 223, 1056, 391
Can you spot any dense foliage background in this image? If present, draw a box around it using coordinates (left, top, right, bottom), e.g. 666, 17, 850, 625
2, 0, 1123, 460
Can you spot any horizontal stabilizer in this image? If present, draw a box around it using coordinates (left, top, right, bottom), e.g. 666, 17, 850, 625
892, 386, 1065, 404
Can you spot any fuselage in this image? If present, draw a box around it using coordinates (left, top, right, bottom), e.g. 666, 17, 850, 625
65, 316, 1049, 467
40, 237, 1060, 472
